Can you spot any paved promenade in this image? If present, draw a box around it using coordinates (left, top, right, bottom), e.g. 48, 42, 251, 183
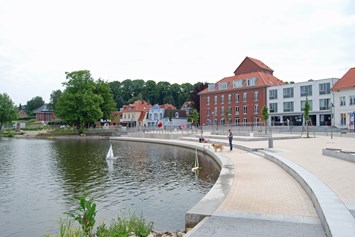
182, 133, 355, 237
113, 132, 355, 236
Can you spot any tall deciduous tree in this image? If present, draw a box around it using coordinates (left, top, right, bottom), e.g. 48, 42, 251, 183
304, 96, 310, 138
55, 70, 103, 134
261, 106, 269, 134
95, 79, 117, 120
25, 96, 45, 116
0, 93, 18, 130
48, 90, 62, 110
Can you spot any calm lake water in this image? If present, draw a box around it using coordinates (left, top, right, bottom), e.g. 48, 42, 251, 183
0, 138, 219, 237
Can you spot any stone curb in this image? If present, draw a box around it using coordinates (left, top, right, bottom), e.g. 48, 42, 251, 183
258, 149, 355, 237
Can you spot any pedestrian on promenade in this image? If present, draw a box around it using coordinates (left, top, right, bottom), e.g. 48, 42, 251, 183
228, 129, 233, 151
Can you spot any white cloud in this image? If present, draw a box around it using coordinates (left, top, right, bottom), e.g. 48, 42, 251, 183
0, 0, 354, 105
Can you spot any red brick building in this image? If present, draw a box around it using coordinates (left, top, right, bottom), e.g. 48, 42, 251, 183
199, 56, 284, 126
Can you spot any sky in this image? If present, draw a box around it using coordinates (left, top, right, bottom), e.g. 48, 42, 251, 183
1, 0, 355, 105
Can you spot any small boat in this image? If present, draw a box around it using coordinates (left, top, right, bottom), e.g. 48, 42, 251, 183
106, 144, 116, 160
192, 149, 200, 172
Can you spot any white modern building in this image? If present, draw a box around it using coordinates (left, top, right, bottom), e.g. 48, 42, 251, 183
331, 68, 355, 130
267, 78, 339, 126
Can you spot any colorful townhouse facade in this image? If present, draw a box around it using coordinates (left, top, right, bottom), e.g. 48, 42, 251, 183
120, 100, 152, 127
198, 56, 284, 127
267, 78, 339, 126
146, 104, 188, 129
331, 67, 355, 130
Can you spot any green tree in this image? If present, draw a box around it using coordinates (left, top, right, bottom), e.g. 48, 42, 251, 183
156, 81, 172, 105
142, 80, 159, 104
95, 79, 117, 120
261, 106, 269, 134
190, 109, 199, 126
0, 93, 18, 130
225, 108, 230, 126
190, 82, 208, 113
25, 96, 45, 116
48, 90, 62, 110
55, 70, 103, 134
304, 96, 311, 138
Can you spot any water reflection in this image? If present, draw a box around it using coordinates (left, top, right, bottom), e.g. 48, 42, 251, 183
0, 138, 219, 237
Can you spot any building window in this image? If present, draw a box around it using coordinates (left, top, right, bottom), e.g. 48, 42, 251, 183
254, 117, 259, 125
283, 102, 294, 112
221, 107, 224, 115
219, 82, 228, 90
254, 104, 258, 114
319, 98, 330, 110
243, 117, 247, 126
214, 107, 217, 115
319, 83, 330, 95
233, 80, 244, 88
214, 95, 218, 104
228, 106, 231, 115
340, 96, 346, 106
341, 113, 346, 126
269, 89, 278, 100
243, 92, 247, 102
207, 96, 210, 105
283, 88, 294, 98
254, 91, 259, 101
235, 117, 240, 126
300, 85, 312, 97
235, 93, 239, 103
207, 108, 210, 115
221, 95, 224, 104
269, 103, 278, 113
301, 100, 313, 111
243, 105, 247, 114
208, 84, 215, 91
247, 77, 258, 86
235, 106, 239, 115
350, 96, 355, 105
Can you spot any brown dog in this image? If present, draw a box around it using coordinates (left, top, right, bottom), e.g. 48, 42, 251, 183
211, 143, 224, 152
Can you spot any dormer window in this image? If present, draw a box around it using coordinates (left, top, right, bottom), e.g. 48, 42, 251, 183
247, 77, 258, 86
219, 82, 228, 90
233, 80, 244, 88
208, 84, 215, 91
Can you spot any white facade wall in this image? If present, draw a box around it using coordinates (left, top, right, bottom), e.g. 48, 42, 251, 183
267, 78, 338, 126
333, 89, 355, 129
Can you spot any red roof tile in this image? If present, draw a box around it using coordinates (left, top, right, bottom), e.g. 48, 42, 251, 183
199, 71, 284, 94
331, 67, 355, 91
122, 100, 152, 112
234, 56, 274, 75
138, 111, 147, 121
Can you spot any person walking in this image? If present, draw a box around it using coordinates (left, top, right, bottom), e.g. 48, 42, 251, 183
228, 129, 233, 151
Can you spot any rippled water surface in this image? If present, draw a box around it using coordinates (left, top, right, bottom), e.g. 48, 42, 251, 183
0, 138, 219, 237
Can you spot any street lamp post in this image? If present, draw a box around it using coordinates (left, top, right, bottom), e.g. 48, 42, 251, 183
212, 112, 215, 134
331, 103, 334, 139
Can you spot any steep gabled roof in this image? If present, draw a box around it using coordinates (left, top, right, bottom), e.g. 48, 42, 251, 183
122, 100, 152, 112
234, 56, 274, 75
331, 67, 355, 91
